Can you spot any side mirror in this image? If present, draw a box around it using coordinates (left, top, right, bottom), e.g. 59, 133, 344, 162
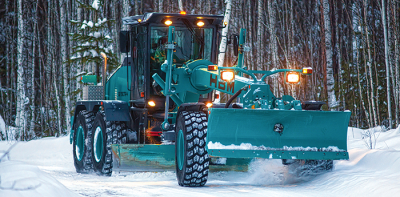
232, 34, 239, 56
119, 31, 130, 53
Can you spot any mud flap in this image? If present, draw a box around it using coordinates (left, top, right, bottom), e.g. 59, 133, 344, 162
206, 108, 351, 160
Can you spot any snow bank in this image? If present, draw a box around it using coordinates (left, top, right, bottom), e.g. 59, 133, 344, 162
0, 161, 80, 197
1, 126, 400, 197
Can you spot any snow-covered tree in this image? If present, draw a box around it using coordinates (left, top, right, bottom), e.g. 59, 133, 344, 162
69, 0, 119, 85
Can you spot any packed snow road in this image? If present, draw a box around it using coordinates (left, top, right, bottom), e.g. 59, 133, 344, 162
1, 127, 400, 197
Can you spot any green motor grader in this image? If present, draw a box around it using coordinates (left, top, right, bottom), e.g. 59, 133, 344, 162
70, 12, 351, 187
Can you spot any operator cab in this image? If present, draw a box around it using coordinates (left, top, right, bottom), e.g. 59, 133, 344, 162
121, 13, 224, 111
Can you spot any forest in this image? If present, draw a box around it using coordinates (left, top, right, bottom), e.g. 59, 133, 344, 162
0, 0, 399, 140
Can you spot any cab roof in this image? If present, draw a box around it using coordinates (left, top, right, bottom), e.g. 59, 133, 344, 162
122, 12, 224, 27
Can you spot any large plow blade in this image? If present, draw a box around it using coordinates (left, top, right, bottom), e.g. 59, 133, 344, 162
207, 108, 351, 160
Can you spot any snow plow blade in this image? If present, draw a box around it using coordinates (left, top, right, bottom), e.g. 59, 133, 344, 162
207, 108, 351, 160
111, 144, 251, 172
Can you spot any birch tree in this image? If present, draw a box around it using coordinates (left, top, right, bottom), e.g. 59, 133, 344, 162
217, 0, 232, 68
179, 0, 184, 11
381, 0, 392, 128
16, 0, 26, 140
323, 0, 337, 109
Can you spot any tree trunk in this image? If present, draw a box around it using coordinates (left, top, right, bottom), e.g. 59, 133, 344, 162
381, 0, 392, 128
363, 0, 378, 127
268, 0, 278, 95
16, 0, 26, 140
134, 0, 139, 15
257, 0, 263, 71
335, 0, 343, 110
217, 0, 232, 67
30, 2, 38, 137
158, 0, 163, 12
179, 0, 184, 11
352, 2, 370, 127
323, 0, 337, 110
394, 0, 400, 126
60, 0, 71, 135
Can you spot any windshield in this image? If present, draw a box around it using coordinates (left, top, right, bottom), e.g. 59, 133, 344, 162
150, 26, 213, 66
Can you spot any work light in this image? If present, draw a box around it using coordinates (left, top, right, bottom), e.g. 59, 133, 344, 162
286, 72, 300, 84
148, 100, 156, 107
196, 20, 205, 27
221, 70, 235, 82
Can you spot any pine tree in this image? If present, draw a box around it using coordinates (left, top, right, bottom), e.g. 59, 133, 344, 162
69, 0, 119, 86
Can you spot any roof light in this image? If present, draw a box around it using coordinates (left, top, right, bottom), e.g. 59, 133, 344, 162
286, 72, 300, 84
180, 11, 186, 15
208, 65, 218, 71
148, 100, 156, 107
196, 20, 205, 27
164, 19, 172, 26
221, 70, 235, 82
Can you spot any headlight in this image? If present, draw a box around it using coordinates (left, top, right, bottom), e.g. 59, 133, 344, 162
148, 100, 156, 107
221, 70, 235, 82
286, 72, 300, 84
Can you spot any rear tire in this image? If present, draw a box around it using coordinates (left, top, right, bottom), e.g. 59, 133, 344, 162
91, 111, 137, 176
91, 111, 113, 176
175, 111, 209, 187
73, 110, 94, 173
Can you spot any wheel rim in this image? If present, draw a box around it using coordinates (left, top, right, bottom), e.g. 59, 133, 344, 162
94, 126, 104, 162
177, 129, 184, 171
75, 126, 84, 161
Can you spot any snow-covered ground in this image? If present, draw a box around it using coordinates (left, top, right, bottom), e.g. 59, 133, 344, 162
1, 126, 400, 197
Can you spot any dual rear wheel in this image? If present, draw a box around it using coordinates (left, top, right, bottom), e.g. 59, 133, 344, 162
73, 110, 136, 176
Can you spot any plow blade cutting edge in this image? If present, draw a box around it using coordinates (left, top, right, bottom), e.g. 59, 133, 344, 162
111, 144, 252, 172
207, 108, 351, 160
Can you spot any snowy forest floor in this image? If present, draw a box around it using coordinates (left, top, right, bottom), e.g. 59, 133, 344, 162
1, 127, 400, 197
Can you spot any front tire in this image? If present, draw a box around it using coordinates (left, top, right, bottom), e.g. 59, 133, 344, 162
73, 110, 94, 173
175, 111, 210, 187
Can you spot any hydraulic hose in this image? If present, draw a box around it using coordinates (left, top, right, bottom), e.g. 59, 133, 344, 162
224, 86, 247, 108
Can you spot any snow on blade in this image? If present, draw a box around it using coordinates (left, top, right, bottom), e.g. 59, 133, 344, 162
207, 141, 344, 152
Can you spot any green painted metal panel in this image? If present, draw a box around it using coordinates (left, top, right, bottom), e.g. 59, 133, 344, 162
111, 144, 253, 172
105, 66, 131, 102
206, 108, 351, 160
81, 75, 97, 84
112, 144, 176, 171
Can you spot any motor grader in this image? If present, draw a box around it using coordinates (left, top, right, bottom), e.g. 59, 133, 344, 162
70, 12, 351, 187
